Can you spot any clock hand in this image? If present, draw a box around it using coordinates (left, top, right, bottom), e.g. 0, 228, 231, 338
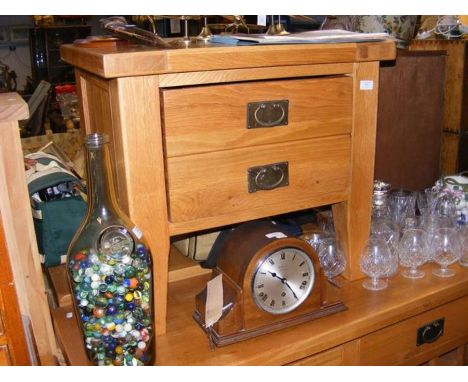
283, 280, 299, 300
267, 271, 299, 300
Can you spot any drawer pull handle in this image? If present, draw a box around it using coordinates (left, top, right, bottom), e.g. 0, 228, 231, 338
247, 100, 289, 128
248, 162, 289, 193
416, 318, 444, 346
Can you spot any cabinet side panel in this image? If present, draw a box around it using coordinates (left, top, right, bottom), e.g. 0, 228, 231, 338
110, 76, 170, 336
76, 71, 171, 335
75, 69, 129, 212
333, 61, 380, 280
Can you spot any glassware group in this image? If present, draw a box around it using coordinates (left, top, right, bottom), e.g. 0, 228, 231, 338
360, 180, 467, 291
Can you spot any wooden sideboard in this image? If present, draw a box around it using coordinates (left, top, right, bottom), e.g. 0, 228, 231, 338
52, 260, 468, 365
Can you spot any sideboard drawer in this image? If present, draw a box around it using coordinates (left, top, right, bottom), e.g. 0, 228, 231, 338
359, 295, 468, 365
287, 345, 343, 366
162, 76, 353, 157
166, 135, 351, 226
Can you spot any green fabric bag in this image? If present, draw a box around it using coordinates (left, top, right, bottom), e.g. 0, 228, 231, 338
26, 151, 87, 268
33, 196, 87, 267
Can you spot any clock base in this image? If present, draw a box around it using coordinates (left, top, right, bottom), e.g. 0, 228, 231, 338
193, 301, 347, 347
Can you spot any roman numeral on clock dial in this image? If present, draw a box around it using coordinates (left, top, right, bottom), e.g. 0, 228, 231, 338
252, 247, 315, 315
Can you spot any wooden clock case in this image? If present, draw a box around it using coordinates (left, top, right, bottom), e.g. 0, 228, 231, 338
193, 220, 347, 346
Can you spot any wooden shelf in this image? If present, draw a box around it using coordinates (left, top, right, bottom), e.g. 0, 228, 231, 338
51, 263, 468, 365
168, 246, 211, 283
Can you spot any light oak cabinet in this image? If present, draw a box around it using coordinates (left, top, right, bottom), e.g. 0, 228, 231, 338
57, 39, 464, 366
61, 40, 396, 340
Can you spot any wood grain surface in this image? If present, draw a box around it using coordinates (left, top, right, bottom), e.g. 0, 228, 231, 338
162, 76, 352, 157
61, 40, 396, 78
0, 93, 28, 122
52, 262, 468, 365
0, 94, 56, 364
167, 136, 351, 233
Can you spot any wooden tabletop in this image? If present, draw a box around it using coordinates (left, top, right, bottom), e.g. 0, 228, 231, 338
60, 39, 396, 78
0, 93, 28, 123
52, 262, 468, 365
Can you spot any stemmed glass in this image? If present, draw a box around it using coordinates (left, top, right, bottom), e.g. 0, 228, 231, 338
398, 228, 429, 279
360, 238, 393, 291
370, 202, 399, 278
317, 238, 347, 282
369, 223, 399, 278
458, 226, 468, 268
431, 227, 462, 277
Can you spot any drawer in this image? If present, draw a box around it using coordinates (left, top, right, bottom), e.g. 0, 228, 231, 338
166, 135, 351, 226
359, 295, 468, 365
162, 76, 353, 157
287, 345, 343, 366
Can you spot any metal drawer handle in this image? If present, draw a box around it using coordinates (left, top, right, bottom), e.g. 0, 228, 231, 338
248, 162, 289, 193
247, 100, 289, 128
416, 318, 445, 346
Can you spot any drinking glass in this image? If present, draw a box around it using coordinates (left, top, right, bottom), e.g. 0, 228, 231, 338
420, 213, 441, 259
431, 227, 462, 277
424, 187, 440, 214
435, 193, 458, 228
317, 210, 335, 236
389, 189, 417, 229
317, 238, 347, 281
416, 190, 429, 217
458, 226, 468, 268
398, 228, 429, 279
369, 220, 399, 277
305, 230, 330, 254
360, 238, 393, 291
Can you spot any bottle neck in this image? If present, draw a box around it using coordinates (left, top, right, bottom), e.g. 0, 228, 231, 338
86, 143, 121, 221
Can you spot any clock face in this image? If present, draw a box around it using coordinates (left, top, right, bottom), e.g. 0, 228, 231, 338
251, 247, 315, 315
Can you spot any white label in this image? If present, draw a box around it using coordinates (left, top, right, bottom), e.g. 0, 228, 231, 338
170, 19, 181, 34
265, 232, 288, 239
66, 312, 73, 319
132, 226, 143, 239
360, 80, 374, 90
205, 274, 223, 328
257, 15, 267, 26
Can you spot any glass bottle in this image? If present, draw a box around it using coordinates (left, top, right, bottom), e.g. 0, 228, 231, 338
67, 133, 154, 366
370, 180, 399, 277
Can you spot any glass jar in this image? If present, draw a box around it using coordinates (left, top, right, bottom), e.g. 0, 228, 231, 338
67, 133, 154, 366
